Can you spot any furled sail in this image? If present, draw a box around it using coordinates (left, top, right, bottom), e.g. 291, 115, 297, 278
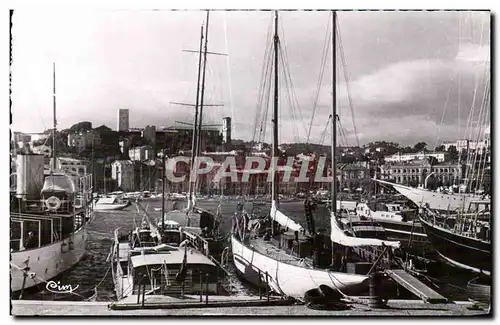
330, 213, 400, 248
270, 200, 303, 232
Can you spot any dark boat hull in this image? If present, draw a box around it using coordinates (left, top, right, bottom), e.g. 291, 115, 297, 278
419, 216, 491, 275
373, 220, 429, 248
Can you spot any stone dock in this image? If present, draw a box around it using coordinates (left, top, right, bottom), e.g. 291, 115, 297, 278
11, 297, 491, 316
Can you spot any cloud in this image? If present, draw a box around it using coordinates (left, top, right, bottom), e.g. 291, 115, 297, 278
10, 10, 490, 148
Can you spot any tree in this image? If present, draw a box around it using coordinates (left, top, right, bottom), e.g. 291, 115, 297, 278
413, 142, 427, 152
434, 145, 445, 152
69, 121, 92, 134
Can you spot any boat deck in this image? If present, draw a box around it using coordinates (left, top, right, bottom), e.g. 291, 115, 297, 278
248, 237, 312, 268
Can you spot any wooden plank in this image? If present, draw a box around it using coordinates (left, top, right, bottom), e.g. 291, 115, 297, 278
386, 269, 448, 304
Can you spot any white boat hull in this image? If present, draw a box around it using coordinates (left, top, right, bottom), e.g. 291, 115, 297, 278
10, 227, 87, 292
231, 235, 368, 300
93, 202, 130, 211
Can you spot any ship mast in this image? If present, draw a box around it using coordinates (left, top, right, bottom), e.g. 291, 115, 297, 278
331, 11, 337, 216
197, 11, 210, 158
52, 62, 57, 173
186, 24, 205, 218
271, 11, 279, 205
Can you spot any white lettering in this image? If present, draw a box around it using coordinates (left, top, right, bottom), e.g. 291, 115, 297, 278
45, 280, 79, 294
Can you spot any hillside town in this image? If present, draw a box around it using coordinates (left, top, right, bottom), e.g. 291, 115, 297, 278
11, 108, 491, 197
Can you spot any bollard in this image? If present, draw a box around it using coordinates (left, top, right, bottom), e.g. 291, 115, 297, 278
205, 273, 209, 304
141, 282, 146, 308
258, 270, 262, 300
199, 271, 203, 302
369, 271, 385, 308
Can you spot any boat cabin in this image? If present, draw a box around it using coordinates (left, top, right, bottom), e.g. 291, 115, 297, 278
128, 245, 223, 296
10, 165, 92, 252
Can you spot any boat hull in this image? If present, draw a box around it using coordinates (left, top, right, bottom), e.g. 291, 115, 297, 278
94, 201, 130, 211
10, 227, 87, 293
419, 216, 491, 275
231, 235, 368, 300
372, 219, 429, 248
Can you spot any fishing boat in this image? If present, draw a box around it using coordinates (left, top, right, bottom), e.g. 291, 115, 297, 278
10, 64, 94, 295
418, 201, 491, 275
231, 11, 401, 301
93, 196, 130, 211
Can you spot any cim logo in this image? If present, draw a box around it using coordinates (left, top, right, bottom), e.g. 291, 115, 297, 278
46, 280, 79, 294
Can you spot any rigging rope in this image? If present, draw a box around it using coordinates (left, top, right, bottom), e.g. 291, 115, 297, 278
306, 18, 331, 145
337, 20, 360, 147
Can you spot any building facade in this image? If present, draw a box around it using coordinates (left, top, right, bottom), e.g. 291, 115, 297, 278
129, 145, 154, 162
384, 151, 447, 163
111, 160, 135, 191
31, 145, 52, 158
222, 117, 232, 150
67, 130, 102, 150
380, 161, 463, 187
142, 125, 157, 147
56, 157, 89, 177
117, 109, 130, 132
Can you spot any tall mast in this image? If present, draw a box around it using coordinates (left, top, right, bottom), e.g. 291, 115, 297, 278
187, 24, 204, 215
52, 62, 57, 172
331, 11, 337, 215
197, 11, 210, 157
271, 11, 279, 205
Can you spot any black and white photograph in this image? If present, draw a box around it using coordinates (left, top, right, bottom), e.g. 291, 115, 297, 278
8, 6, 492, 317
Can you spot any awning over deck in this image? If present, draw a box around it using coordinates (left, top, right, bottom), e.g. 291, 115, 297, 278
130, 248, 215, 268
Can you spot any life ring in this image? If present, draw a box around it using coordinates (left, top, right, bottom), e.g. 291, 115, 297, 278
46, 196, 61, 211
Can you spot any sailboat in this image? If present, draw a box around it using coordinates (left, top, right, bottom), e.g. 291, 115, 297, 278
10, 63, 94, 295
418, 200, 491, 275
230, 11, 400, 300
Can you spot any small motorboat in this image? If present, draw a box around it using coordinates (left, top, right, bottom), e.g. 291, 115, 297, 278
93, 196, 130, 211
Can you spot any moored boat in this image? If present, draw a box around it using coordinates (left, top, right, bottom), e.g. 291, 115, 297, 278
93, 196, 131, 211
111, 208, 227, 301
418, 201, 491, 275
10, 155, 93, 294
355, 202, 428, 249
230, 11, 402, 301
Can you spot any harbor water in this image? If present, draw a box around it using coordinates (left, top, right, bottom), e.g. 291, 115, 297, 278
17, 199, 473, 302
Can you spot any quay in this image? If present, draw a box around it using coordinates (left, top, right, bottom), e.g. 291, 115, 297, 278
11, 299, 490, 316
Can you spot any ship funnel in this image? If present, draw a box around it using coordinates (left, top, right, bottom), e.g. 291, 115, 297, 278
16, 154, 45, 200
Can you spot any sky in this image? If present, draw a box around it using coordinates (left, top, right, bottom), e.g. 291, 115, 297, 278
10, 10, 490, 147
